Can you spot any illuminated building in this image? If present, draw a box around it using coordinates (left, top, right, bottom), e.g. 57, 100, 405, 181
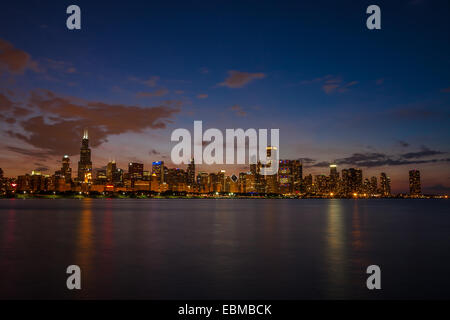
187, 158, 196, 188
107, 160, 117, 183
95, 170, 107, 184
329, 164, 339, 193
303, 174, 313, 193
77, 129, 93, 184
128, 162, 144, 181
264, 147, 278, 194
197, 171, 209, 193
152, 161, 164, 184
380, 172, 391, 197
314, 174, 329, 194
409, 170, 421, 197
369, 176, 378, 195
341, 168, 363, 195
166, 168, 187, 192
277, 160, 302, 194
61, 155, 72, 183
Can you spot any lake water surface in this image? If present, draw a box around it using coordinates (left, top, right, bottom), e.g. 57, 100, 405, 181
0, 199, 449, 299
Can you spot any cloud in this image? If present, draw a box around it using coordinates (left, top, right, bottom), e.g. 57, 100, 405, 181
143, 76, 160, 87
0, 38, 39, 74
230, 104, 247, 117
199, 67, 209, 74
129, 76, 160, 87
136, 88, 169, 98
297, 157, 316, 164
306, 148, 449, 168
197, 93, 208, 99
149, 149, 160, 155
218, 70, 266, 88
397, 140, 410, 147
4, 89, 181, 158
400, 146, 445, 159
441, 87, 450, 93
301, 75, 358, 94
0, 93, 13, 111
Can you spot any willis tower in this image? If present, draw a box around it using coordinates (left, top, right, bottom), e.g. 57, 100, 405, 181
77, 129, 92, 183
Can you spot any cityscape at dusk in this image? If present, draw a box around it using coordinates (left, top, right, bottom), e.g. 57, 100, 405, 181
0, 1, 449, 194
0, 129, 442, 198
1, 0, 450, 305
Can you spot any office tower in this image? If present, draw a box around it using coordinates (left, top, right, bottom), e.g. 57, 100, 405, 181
166, 168, 186, 192
107, 160, 117, 183
329, 164, 339, 193
303, 174, 313, 193
197, 171, 209, 193
216, 170, 226, 192
152, 161, 164, 184
409, 170, 421, 197
292, 160, 303, 192
95, 170, 107, 184
264, 147, 278, 194
341, 168, 363, 195
278, 160, 292, 194
278, 160, 302, 194
77, 129, 93, 183
60, 155, 72, 183
0, 168, 3, 179
128, 162, 144, 181
380, 172, 391, 197
370, 176, 378, 195
314, 175, 329, 194
187, 158, 196, 187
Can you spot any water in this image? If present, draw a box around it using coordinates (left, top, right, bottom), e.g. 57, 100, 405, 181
0, 199, 449, 299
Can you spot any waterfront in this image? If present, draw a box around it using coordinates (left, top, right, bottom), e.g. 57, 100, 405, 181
0, 199, 449, 299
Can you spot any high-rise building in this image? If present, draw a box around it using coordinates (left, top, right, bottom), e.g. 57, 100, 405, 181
329, 164, 339, 193
341, 168, 363, 195
152, 161, 164, 184
409, 170, 421, 197
128, 162, 144, 181
61, 155, 72, 183
77, 129, 92, 183
187, 158, 196, 187
380, 172, 391, 197
107, 160, 117, 183
278, 160, 302, 194
264, 147, 278, 194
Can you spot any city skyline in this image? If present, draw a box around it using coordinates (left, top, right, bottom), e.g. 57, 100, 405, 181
1, 1, 449, 194
0, 128, 440, 197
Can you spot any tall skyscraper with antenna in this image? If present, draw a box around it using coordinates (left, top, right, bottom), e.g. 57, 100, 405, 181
77, 129, 92, 183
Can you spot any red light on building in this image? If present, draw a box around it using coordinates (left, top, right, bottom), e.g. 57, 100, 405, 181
11, 183, 17, 188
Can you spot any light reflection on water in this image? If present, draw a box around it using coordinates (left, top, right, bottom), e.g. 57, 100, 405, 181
0, 199, 449, 299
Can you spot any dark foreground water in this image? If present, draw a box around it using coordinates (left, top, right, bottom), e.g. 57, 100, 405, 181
0, 199, 449, 299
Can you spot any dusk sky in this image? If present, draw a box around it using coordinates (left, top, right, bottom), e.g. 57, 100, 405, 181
0, 0, 449, 193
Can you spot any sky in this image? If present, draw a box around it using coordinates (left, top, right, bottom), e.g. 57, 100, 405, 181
0, 0, 449, 193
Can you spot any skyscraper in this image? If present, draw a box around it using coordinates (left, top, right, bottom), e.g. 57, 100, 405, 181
409, 170, 421, 197
61, 155, 72, 183
107, 160, 117, 183
77, 129, 92, 183
187, 158, 196, 187
329, 164, 339, 193
128, 162, 144, 181
152, 161, 164, 184
380, 172, 391, 197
